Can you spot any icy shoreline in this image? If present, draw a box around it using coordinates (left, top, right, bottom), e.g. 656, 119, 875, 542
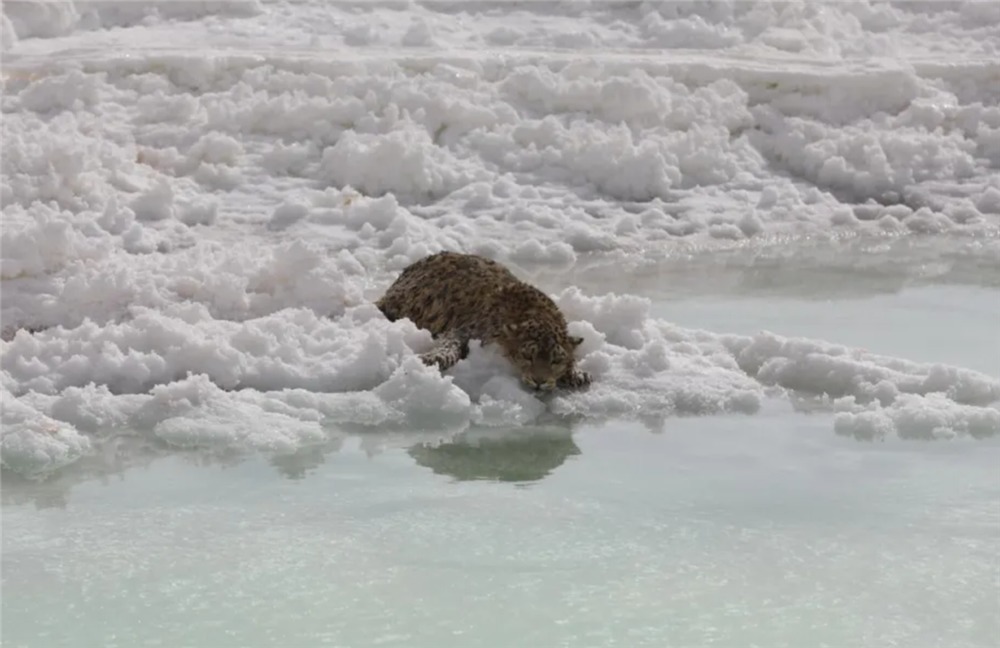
4, 285, 999, 479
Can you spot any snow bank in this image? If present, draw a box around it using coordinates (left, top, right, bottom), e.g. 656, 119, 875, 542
3, 0, 260, 41
550, 290, 764, 420
1, 303, 435, 395
725, 332, 1000, 407
726, 330, 1000, 442
1, 388, 92, 478
834, 394, 1000, 442
4, 286, 998, 479
2, 0, 999, 479
3, 1, 79, 40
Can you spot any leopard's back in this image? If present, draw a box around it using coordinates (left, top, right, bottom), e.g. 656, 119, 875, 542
375, 251, 517, 338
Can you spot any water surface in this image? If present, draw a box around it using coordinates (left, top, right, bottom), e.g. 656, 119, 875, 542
3, 406, 998, 648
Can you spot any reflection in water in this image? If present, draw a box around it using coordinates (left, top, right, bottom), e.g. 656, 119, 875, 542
1, 436, 165, 510
267, 441, 343, 480
0, 434, 346, 510
1, 472, 73, 510
408, 426, 581, 483
1, 422, 586, 509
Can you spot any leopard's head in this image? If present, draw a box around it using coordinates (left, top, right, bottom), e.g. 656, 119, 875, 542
498, 320, 584, 391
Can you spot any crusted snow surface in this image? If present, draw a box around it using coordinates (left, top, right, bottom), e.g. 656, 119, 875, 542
3, 0, 999, 478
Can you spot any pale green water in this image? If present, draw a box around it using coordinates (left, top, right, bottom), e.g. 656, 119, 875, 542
3, 279, 999, 648
3, 410, 999, 647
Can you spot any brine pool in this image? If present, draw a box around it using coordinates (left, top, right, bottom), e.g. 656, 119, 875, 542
3, 273, 999, 648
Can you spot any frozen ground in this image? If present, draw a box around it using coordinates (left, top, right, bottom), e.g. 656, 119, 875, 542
3, 0, 999, 480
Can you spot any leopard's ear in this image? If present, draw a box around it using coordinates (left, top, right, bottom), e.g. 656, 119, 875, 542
570, 335, 584, 348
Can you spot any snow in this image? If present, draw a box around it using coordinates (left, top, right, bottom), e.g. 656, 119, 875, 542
2, 0, 999, 478
834, 393, 1000, 442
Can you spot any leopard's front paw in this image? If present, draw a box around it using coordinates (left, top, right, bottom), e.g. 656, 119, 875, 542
419, 347, 462, 371
559, 370, 592, 390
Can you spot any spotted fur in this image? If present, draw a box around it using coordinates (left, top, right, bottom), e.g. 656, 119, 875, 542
376, 252, 591, 391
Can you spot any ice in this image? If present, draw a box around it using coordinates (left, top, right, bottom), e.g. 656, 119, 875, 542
319, 127, 487, 200
3, 0, 261, 40
834, 393, 1000, 441
2, 0, 1000, 479
724, 331, 1000, 406
3, 1, 79, 40
0, 388, 92, 478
